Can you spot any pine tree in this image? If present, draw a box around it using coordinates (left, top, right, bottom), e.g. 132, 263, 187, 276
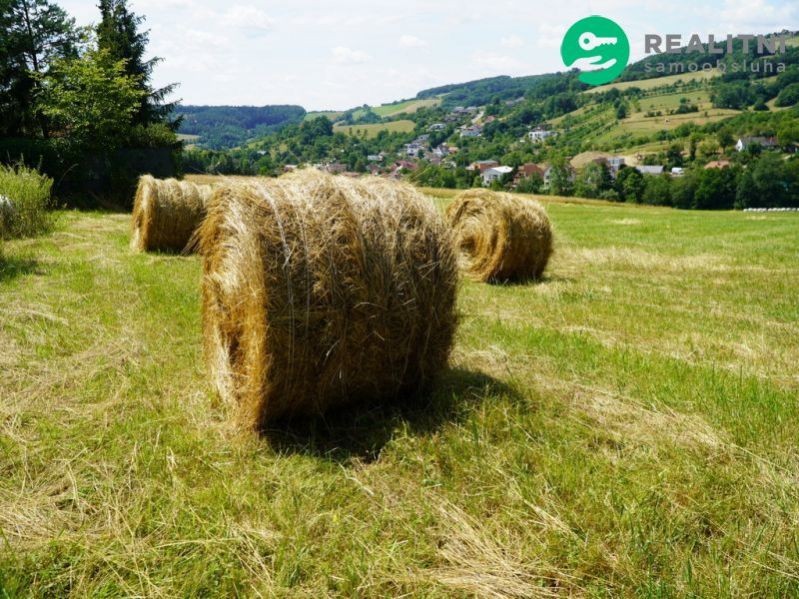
0, 0, 80, 136
96, 0, 179, 129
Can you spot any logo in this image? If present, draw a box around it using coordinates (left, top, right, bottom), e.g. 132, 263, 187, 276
561, 16, 630, 86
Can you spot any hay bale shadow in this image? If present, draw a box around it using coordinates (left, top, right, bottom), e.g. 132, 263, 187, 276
0, 256, 39, 283
488, 273, 575, 287
265, 368, 519, 463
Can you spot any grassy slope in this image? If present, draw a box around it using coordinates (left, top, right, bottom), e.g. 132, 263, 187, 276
551, 69, 743, 153
2, 200, 799, 596
372, 98, 441, 118
587, 69, 721, 94
333, 120, 416, 139
306, 99, 440, 125
553, 89, 739, 152
305, 111, 345, 122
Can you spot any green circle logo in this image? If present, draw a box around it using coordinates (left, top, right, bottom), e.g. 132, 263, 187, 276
561, 16, 629, 86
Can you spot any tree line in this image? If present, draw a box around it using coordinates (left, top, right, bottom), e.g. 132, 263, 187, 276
0, 0, 179, 203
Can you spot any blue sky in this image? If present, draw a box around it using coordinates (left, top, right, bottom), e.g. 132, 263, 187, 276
58, 0, 797, 110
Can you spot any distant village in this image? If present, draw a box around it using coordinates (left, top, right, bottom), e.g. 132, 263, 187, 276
282, 102, 795, 193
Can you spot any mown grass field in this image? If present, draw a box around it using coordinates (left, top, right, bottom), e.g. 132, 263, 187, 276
2, 194, 799, 596
371, 99, 441, 118
304, 111, 345, 122
332, 120, 416, 139
587, 70, 720, 94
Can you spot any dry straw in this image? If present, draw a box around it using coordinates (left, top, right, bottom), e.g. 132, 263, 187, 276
130, 176, 213, 253
198, 170, 459, 429
446, 189, 553, 283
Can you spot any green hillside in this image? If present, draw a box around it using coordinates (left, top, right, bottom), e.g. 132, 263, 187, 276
177, 105, 306, 149
187, 30, 799, 199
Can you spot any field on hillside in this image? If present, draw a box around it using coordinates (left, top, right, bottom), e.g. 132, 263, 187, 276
555, 82, 740, 152
176, 133, 201, 149
587, 69, 720, 94
2, 195, 799, 596
333, 119, 416, 138
303, 99, 439, 125
305, 110, 345, 122
371, 98, 441, 118
550, 68, 745, 153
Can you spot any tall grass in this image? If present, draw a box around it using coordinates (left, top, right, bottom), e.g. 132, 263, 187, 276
0, 163, 54, 239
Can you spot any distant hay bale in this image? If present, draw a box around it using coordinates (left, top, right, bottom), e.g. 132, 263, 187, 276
130, 176, 213, 253
446, 189, 553, 283
199, 170, 458, 429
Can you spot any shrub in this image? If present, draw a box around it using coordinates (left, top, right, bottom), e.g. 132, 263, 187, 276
775, 83, 799, 108
599, 189, 620, 201
0, 164, 55, 239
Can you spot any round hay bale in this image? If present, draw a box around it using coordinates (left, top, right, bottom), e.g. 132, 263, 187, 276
130, 176, 213, 253
199, 170, 458, 428
446, 189, 553, 283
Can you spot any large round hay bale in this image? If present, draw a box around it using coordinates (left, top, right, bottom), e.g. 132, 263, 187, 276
446, 189, 553, 283
199, 171, 459, 428
130, 176, 213, 253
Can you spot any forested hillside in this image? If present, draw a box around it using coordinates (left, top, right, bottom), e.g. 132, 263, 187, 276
416, 73, 583, 107
176, 105, 306, 149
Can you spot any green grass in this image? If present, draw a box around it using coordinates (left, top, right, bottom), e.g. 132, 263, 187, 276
333, 120, 416, 138
371, 98, 441, 118
2, 199, 799, 596
587, 69, 720, 94
553, 82, 741, 153
305, 111, 345, 122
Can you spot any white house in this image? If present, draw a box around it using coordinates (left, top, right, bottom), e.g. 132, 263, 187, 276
433, 145, 452, 158
482, 166, 514, 186
460, 126, 483, 139
607, 156, 626, 174
636, 165, 665, 176
736, 136, 778, 152
404, 143, 423, 157
528, 127, 557, 143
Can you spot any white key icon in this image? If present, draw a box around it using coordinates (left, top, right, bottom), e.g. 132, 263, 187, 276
579, 32, 618, 51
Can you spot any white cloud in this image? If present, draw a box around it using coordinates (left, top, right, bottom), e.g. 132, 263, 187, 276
182, 28, 229, 49
223, 5, 274, 31
717, 0, 796, 30
501, 35, 525, 48
134, 0, 193, 9
536, 22, 567, 49
58, 0, 799, 108
331, 46, 371, 64
400, 34, 428, 48
473, 52, 526, 72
